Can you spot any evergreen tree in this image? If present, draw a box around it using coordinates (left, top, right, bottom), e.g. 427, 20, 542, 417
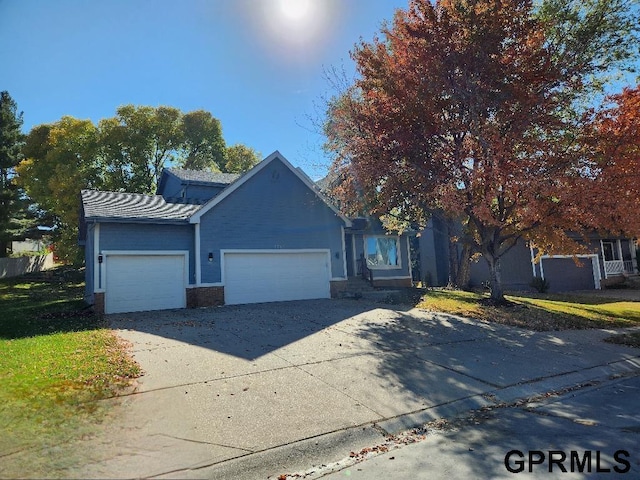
0, 91, 25, 257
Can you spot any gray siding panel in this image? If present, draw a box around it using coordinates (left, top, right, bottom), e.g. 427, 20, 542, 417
469, 240, 534, 291
199, 158, 346, 283
99, 223, 195, 284
185, 184, 224, 202
158, 174, 182, 198
419, 217, 450, 286
160, 177, 222, 203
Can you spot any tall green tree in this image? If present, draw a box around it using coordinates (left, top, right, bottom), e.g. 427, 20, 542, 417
0, 91, 25, 257
224, 144, 260, 173
98, 105, 183, 194
97, 106, 231, 192
324, 0, 640, 302
17, 117, 100, 263
179, 110, 227, 171
17, 105, 258, 263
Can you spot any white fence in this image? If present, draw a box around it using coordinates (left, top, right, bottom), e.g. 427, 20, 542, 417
0, 253, 55, 279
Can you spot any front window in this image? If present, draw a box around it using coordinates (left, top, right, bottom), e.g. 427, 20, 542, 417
602, 241, 619, 261
365, 236, 400, 268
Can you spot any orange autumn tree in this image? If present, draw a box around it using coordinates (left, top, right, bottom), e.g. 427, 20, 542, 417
586, 87, 640, 237
324, 0, 640, 302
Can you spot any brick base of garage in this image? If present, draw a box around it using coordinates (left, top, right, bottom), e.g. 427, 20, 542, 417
330, 280, 349, 298
93, 292, 105, 315
372, 277, 413, 288
187, 286, 225, 308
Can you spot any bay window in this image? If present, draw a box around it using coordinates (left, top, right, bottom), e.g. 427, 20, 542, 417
365, 235, 400, 268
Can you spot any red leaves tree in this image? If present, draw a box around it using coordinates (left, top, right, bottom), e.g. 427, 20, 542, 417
587, 87, 640, 237
324, 0, 640, 302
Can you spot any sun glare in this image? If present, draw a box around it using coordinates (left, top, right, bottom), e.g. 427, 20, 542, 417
277, 0, 313, 22
253, 0, 339, 62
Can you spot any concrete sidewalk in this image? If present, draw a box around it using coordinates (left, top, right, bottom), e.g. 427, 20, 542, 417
59, 299, 639, 479
314, 375, 640, 479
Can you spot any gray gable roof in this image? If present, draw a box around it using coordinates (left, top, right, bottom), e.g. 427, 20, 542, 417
168, 168, 241, 185
81, 190, 201, 223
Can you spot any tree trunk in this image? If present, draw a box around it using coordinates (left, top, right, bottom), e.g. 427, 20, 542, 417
0, 240, 7, 258
447, 235, 459, 288
455, 243, 472, 289
446, 229, 472, 289
486, 254, 505, 302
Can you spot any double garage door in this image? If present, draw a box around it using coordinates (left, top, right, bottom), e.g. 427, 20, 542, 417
223, 251, 331, 305
104, 251, 331, 313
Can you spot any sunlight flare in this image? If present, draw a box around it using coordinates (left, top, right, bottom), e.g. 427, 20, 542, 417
252, 0, 340, 63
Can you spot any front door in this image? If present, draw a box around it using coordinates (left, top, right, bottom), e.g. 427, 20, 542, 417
345, 233, 355, 277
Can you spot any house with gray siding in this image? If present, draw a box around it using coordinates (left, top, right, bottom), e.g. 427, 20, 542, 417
79, 151, 413, 314
420, 219, 638, 292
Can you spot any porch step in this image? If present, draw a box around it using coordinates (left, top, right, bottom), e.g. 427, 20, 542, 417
343, 277, 376, 293
338, 277, 402, 301
360, 289, 401, 300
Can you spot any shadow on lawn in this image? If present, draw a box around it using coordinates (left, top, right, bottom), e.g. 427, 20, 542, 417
0, 271, 104, 339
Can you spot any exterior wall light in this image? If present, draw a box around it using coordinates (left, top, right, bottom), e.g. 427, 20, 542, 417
208, 252, 213, 262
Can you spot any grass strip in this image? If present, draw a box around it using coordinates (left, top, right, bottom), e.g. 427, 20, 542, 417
0, 268, 140, 476
417, 289, 640, 331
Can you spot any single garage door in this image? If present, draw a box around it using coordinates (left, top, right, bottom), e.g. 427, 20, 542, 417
105, 254, 186, 314
542, 257, 597, 292
223, 251, 331, 305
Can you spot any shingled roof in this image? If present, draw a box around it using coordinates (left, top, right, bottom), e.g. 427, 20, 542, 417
168, 168, 241, 185
81, 190, 201, 223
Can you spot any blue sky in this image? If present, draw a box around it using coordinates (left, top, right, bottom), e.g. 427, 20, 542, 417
0, 0, 409, 179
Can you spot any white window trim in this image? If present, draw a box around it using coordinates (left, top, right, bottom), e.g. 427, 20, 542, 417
363, 235, 402, 270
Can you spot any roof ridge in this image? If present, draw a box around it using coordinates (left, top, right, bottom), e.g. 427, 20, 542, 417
164, 167, 242, 184
82, 189, 159, 197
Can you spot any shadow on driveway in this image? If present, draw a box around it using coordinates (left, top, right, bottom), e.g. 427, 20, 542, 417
107, 298, 414, 361
64, 298, 640, 479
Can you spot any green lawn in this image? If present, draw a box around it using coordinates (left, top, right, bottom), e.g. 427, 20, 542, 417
0, 268, 140, 477
417, 289, 640, 333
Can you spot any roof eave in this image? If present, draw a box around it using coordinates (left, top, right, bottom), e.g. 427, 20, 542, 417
84, 216, 192, 226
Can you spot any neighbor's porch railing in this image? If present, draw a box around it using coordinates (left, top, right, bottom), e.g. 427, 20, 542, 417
604, 260, 634, 276
624, 260, 634, 273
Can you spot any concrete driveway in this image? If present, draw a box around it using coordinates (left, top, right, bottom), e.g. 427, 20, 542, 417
66, 299, 640, 479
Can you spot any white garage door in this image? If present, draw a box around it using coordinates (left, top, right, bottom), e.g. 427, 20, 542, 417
105, 254, 186, 314
223, 251, 331, 305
